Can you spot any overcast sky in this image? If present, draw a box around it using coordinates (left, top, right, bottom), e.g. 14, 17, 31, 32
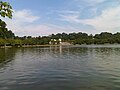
3, 0, 120, 36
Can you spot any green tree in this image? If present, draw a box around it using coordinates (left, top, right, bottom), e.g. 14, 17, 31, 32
0, 1, 13, 38
0, 1, 13, 46
0, 1, 13, 18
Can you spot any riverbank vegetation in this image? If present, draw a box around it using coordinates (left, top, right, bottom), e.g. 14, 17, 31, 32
1, 31, 120, 47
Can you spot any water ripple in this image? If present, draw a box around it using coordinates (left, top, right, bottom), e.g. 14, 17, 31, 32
0, 45, 120, 90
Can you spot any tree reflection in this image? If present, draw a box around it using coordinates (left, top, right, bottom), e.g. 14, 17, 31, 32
0, 48, 17, 65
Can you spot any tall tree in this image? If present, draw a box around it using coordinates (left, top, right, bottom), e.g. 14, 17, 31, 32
0, 1, 13, 38
0, 1, 13, 46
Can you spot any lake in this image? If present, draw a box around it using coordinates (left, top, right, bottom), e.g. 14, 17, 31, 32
0, 45, 120, 90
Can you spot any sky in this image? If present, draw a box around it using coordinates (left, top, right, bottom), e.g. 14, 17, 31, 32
3, 0, 120, 36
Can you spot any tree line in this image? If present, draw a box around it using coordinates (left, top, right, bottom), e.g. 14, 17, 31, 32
1, 31, 120, 47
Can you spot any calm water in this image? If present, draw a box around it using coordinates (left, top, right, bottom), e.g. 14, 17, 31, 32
0, 45, 120, 90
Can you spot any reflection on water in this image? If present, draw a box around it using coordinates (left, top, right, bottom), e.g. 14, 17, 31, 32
0, 45, 120, 90
0, 48, 17, 65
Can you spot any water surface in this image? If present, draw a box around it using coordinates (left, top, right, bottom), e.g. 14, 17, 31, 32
0, 45, 120, 90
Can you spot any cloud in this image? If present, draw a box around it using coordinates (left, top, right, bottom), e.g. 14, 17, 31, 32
49, 10, 80, 15
82, 6, 120, 32
60, 6, 120, 33
15, 23, 83, 36
4, 1, 120, 36
85, 0, 106, 4
14, 24, 68, 36
4, 9, 43, 36
74, 0, 106, 6
60, 14, 80, 23
4, 9, 82, 36
13, 9, 40, 23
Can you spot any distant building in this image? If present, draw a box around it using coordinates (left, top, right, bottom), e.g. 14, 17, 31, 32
49, 39, 58, 45
49, 38, 72, 45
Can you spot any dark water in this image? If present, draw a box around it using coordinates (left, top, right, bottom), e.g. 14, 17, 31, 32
0, 45, 120, 90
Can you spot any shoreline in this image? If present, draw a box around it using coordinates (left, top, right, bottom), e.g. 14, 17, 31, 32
0, 44, 72, 48
1, 44, 120, 48
22, 44, 72, 48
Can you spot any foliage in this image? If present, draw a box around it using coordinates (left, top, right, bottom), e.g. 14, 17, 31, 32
0, 38, 5, 46
0, 1, 13, 18
1, 32, 120, 47
0, 28, 15, 39
0, 1, 14, 40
